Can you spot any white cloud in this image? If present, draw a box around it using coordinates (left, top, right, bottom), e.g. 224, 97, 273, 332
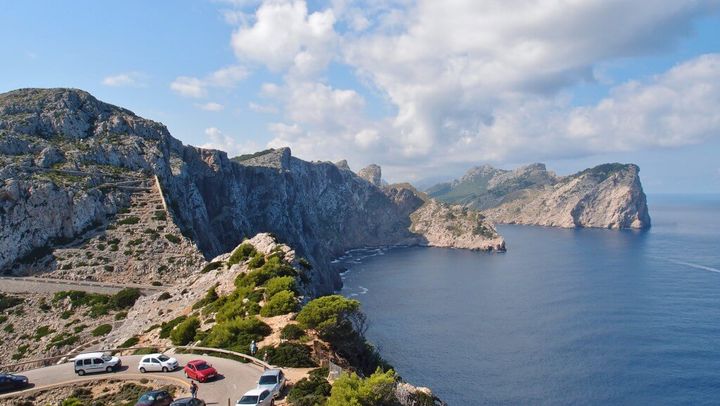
200, 127, 259, 157
249, 102, 278, 114
102, 72, 147, 87
196, 102, 225, 111
231, 0, 336, 76
170, 65, 248, 98
213, 0, 720, 179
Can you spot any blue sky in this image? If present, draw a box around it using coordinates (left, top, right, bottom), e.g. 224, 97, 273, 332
1, 0, 719, 193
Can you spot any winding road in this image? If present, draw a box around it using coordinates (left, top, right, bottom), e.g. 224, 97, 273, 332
0, 354, 265, 405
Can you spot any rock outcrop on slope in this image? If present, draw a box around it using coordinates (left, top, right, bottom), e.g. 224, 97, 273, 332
0, 88, 502, 295
427, 163, 651, 229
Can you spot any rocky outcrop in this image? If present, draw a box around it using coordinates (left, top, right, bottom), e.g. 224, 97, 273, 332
0, 88, 502, 295
428, 163, 651, 229
410, 199, 505, 251
358, 164, 382, 187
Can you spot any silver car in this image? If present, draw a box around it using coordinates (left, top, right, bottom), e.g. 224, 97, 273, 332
256, 369, 285, 399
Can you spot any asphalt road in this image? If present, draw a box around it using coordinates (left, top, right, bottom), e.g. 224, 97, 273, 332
0, 276, 162, 295
0, 354, 264, 405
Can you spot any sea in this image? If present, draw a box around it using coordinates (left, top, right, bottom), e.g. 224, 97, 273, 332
339, 194, 720, 405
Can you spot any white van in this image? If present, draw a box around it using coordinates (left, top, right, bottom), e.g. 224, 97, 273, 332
73, 352, 122, 375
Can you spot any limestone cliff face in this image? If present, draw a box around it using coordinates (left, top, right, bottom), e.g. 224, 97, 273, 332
428, 163, 651, 229
0, 88, 502, 294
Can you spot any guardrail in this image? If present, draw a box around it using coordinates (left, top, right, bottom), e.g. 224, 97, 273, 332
0, 345, 272, 373
0, 276, 163, 294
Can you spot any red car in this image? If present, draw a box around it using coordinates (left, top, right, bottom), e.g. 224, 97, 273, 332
183, 360, 218, 382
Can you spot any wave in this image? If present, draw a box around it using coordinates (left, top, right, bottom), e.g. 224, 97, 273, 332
667, 259, 720, 274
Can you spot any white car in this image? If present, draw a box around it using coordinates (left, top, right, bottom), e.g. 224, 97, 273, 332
138, 353, 179, 373
73, 352, 122, 375
236, 388, 273, 406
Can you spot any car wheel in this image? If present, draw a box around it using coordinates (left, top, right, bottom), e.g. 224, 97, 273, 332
106, 366, 113, 373
77, 369, 85, 376
162, 366, 168, 372
140, 367, 146, 373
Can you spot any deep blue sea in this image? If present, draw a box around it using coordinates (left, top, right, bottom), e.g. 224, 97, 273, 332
339, 195, 720, 405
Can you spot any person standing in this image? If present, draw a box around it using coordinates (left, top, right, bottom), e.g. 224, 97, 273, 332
190, 380, 198, 399
250, 340, 258, 356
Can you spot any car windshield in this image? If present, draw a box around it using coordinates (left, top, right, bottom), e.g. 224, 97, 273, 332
139, 394, 157, 401
259, 375, 277, 384
196, 363, 210, 370
158, 355, 170, 362
102, 355, 113, 361
237, 396, 259, 404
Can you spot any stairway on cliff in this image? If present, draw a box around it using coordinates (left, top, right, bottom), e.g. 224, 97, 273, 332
18, 178, 206, 285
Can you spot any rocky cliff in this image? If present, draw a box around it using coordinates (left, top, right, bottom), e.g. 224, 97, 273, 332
428, 163, 651, 229
0, 88, 502, 294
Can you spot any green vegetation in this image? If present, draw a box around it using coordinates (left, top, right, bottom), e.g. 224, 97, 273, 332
287, 373, 332, 406
153, 210, 167, 221
34, 326, 54, 339
91, 324, 112, 337
52, 288, 140, 317
298, 257, 313, 270
115, 311, 128, 320
164, 233, 181, 244
297, 295, 360, 331
265, 276, 296, 298
170, 316, 200, 345
119, 336, 140, 348
259, 342, 316, 367
201, 261, 224, 273
0, 315, 7, 324
0, 293, 24, 311
235, 256, 296, 288
260, 290, 298, 317
227, 243, 257, 266
47, 332, 79, 349
202, 317, 271, 353
12, 344, 29, 361
159, 315, 187, 339
247, 253, 266, 268
117, 215, 140, 225
192, 286, 219, 310
280, 324, 306, 340
158, 292, 172, 301
326, 369, 398, 406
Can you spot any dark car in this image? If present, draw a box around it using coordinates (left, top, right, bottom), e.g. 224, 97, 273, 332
135, 390, 174, 406
0, 373, 29, 392
170, 398, 206, 406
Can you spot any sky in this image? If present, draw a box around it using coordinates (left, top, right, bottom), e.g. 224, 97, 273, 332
1, 0, 719, 193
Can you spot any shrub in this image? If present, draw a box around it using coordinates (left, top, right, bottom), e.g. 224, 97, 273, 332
236, 256, 296, 288
227, 243, 256, 266
159, 315, 187, 338
201, 261, 223, 274
265, 276, 296, 298
0, 293, 24, 311
153, 210, 167, 221
151, 281, 163, 286
34, 326, 54, 339
192, 286, 219, 310
287, 375, 332, 406
165, 234, 181, 244
214, 295, 261, 321
280, 324, 306, 340
170, 317, 200, 345
117, 216, 140, 225
103, 265, 114, 272
158, 292, 172, 301
61, 397, 84, 406
296, 295, 360, 331
259, 342, 316, 368
119, 336, 139, 348
260, 290, 298, 317
326, 369, 398, 406
202, 317, 271, 352
92, 324, 113, 337
48, 332, 79, 349
298, 257, 313, 270
133, 347, 158, 355
247, 254, 265, 269
115, 311, 128, 320
0, 315, 7, 324
113, 288, 141, 309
